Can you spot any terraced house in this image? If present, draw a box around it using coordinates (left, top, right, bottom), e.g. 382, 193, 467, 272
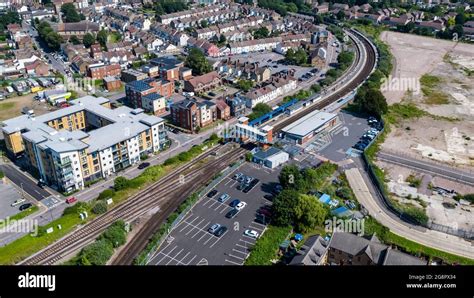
1, 96, 167, 193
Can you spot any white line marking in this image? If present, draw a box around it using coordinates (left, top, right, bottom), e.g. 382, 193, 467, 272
228, 254, 244, 260
186, 255, 197, 265
232, 248, 248, 255
225, 259, 242, 265
185, 218, 206, 235
166, 248, 184, 265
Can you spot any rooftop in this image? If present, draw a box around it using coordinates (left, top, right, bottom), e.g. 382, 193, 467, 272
282, 109, 337, 137
1, 96, 164, 154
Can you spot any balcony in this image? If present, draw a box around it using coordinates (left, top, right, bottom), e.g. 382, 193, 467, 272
59, 157, 72, 167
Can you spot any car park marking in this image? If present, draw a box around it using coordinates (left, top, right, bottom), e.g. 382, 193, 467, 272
166, 248, 184, 265
185, 218, 206, 235
225, 259, 241, 265
232, 248, 248, 255
239, 239, 255, 246
235, 243, 248, 249
228, 253, 244, 261
179, 216, 200, 232
181, 219, 218, 239
186, 255, 197, 265
191, 221, 211, 238
209, 230, 227, 248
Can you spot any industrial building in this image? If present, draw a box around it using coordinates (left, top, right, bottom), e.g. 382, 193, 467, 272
281, 109, 339, 145
1, 96, 167, 193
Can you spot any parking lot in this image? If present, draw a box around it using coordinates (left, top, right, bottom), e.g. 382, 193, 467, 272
315, 112, 373, 162
148, 163, 281, 265
0, 182, 26, 219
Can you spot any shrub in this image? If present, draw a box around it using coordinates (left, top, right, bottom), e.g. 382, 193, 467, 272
140, 153, 149, 160
78, 239, 114, 265
97, 189, 115, 200
0, 170, 4, 179
113, 176, 129, 191
92, 201, 108, 215
63, 202, 89, 216
100, 221, 127, 248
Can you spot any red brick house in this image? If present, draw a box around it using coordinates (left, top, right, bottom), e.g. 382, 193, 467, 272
184, 71, 222, 93
215, 99, 230, 120
87, 63, 121, 79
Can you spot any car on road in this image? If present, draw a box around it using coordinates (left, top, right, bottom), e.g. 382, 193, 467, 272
225, 208, 239, 219
229, 199, 241, 207
214, 226, 228, 237
235, 201, 247, 210
66, 197, 77, 204
138, 162, 150, 169
233, 172, 243, 180
244, 230, 259, 239
218, 193, 231, 203
19, 203, 32, 211
208, 223, 221, 234
11, 198, 26, 207
207, 189, 218, 198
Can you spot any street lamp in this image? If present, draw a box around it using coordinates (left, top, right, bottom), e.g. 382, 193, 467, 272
20, 183, 25, 199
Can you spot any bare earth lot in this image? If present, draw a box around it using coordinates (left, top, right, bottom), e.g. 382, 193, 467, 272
379, 32, 474, 168
0, 94, 52, 122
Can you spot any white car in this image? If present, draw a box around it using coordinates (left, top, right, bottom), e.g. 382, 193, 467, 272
11, 198, 26, 207
235, 202, 247, 210
244, 230, 259, 239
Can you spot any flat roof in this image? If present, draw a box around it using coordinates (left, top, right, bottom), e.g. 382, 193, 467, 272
282, 109, 337, 138
1, 95, 164, 154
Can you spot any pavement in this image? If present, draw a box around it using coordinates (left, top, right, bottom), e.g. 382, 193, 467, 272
0, 181, 25, 220
377, 151, 474, 187
345, 167, 474, 260
0, 164, 51, 201
148, 162, 279, 265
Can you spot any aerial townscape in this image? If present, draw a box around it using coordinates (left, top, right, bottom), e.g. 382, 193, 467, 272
0, 0, 472, 269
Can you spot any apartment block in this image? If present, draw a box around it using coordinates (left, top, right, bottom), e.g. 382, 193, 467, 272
125, 79, 173, 114
170, 98, 217, 132
1, 96, 167, 193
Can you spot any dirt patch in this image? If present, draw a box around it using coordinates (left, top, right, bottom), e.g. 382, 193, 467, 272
375, 160, 473, 231
0, 94, 53, 122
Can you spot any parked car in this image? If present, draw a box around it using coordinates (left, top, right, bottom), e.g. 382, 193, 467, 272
11, 198, 26, 207
208, 223, 221, 234
225, 208, 239, 219
263, 194, 274, 201
244, 176, 253, 184
138, 162, 150, 169
244, 229, 259, 239
19, 203, 32, 211
214, 226, 228, 237
233, 173, 243, 180
207, 189, 218, 198
229, 199, 241, 207
218, 193, 230, 203
238, 175, 246, 183
237, 183, 245, 190
66, 197, 77, 204
235, 201, 247, 210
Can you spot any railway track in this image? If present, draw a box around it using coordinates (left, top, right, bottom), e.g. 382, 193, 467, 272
19, 144, 245, 265
112, 147, 247, 265
273, 29, 377, 133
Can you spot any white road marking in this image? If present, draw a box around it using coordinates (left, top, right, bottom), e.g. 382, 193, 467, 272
228, 254, 244, 261
185, 218, 206, 235
166, 248, 184, 265
232, 248, 248, 255
225, 259, 242, 265
186, 255, 197, 265
191, 221, 211, 238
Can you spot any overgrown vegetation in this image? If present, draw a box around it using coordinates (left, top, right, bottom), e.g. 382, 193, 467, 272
419, 74, 449, 105
244, 225, 292, 265
247, 103, 272, 121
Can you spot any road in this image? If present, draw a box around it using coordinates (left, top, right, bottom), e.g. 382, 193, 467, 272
378, 151, 474, 187
0, 164, 51, 201
345, 167, 474, 260
23, 21, 70, 76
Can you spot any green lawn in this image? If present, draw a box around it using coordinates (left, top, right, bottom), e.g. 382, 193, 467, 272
245, 225, 292, 265
0, 213, 90, 264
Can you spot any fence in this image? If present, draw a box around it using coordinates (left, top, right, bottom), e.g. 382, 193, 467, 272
140, 160, 244, 265
361, 120, 474, 240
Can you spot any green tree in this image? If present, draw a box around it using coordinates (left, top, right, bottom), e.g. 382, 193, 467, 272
279, 164, 305, 190
237, 79, 254, 92
61, 3, 81, 23
200, 20, 208, 28
285, 48, 308, 66
247, 103, 272, 121
355, 87, 388, 118
272, 189, 300, 226
114, 176, 129, 191
294, 194, 328, 232
253, 27, 270, 39
310, 84, 321, 93
185, 48, 212, 75
51, 15, 58, 22
218, 34, 227, 46
82, 33, 95, 48
454, 13, 465, 25
69, 35, 80, 45
97, 29, 108, 48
